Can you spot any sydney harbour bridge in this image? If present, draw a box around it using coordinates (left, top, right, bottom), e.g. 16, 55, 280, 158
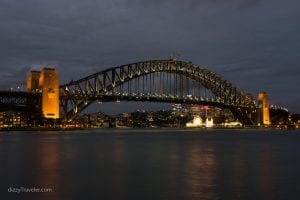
0, 59, 258, 125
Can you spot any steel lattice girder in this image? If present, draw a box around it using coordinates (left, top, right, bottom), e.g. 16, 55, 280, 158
59, 60, 256, 121
0, 91, 41, 112
0, 91, 40, 105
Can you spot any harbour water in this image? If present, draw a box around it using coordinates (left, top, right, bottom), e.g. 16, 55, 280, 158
1, 129, 300, 200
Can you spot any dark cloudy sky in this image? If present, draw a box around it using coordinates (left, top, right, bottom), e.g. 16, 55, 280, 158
0, 0, 299, 113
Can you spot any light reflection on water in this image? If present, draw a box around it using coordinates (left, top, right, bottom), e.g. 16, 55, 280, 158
184, 142, 217, 199
0, 129, 300, 200
34, 135, 60, 200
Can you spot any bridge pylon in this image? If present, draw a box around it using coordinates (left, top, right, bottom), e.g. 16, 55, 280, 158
258, 92, 271, 125
27, 68, 60, 119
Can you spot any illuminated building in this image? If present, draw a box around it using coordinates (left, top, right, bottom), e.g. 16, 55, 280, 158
205, 117, 214, 128
258, 92, 271, 125
0, 112, 27, 128
27, 71, 41, 92
186, 116, 203, 127
39, 68, 60, 119
186, 116, 214, 128
223, 121, 242, 127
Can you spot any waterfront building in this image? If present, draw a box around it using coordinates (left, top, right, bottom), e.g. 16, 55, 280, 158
205, 117, 214, 128
0, 112, 27, 128
223, 121, 243, 127
186, 116, 203, 127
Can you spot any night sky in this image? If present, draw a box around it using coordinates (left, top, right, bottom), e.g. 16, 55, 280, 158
0, 0, 299, 113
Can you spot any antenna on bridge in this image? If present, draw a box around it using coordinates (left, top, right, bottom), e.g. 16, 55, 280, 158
169, 52, 181, 62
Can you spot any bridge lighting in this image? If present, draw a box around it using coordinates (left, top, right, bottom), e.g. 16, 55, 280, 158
58, 59, 257, 124
73, 106, 78, 113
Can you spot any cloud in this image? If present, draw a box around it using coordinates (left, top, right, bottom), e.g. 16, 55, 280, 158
0, 65, 31, 90
124, 0, 261, 8
0, 0, 299, 112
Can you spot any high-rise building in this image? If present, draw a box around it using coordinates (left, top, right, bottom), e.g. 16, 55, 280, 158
39, 68, 60, 119
258, 92, 271, 125
27, 71, 41, 92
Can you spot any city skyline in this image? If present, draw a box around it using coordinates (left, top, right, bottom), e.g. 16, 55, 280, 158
0, 0, 299, 113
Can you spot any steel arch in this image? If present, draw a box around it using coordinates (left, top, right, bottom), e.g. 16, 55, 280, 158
60, 60, 256, 123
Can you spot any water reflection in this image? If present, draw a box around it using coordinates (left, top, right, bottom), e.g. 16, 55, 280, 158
184, 142, 217, 199
110, 138, 126, 199
1, 130, 300, 200
33, 134, 59, 200
258, 144, 275, 200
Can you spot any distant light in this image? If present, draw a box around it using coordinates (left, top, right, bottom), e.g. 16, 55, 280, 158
205, 118, 214, 128
201, 106, 209, 110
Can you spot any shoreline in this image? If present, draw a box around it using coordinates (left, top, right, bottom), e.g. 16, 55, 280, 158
0, 126, 298, 132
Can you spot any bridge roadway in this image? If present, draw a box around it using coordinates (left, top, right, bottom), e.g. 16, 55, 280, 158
1, 91, 240, 109
60, 92, 250, 109
0, 91, 40, 112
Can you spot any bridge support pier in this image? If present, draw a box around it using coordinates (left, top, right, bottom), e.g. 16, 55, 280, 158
230, 107, 256, 126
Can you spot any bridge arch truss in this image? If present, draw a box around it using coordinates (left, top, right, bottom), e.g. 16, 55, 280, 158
60, 60, 256, 124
